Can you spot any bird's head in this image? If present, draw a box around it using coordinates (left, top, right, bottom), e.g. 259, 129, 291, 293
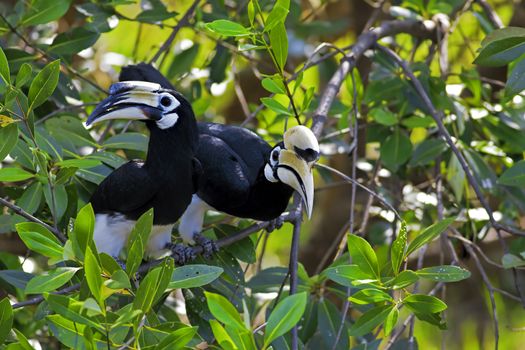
86, 81, 191, 131
264, 125, 320, 219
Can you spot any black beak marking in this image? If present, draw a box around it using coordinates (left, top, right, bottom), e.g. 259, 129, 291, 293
277, 164, 309, 211
294, 146, 320, 162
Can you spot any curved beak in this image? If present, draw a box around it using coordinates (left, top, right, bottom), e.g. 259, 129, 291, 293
277, 125, 320, 219
277, 150, 315, 218
86, 81, 163, 126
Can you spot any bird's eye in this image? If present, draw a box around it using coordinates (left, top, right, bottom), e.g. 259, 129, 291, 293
271, 150, 279, 162
160, 96, 172, 107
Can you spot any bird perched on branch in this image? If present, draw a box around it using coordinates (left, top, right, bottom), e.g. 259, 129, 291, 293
120, 64, 320, 254
86, 80, 199, 264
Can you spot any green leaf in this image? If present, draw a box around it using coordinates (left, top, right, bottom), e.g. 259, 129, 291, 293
126, 209, 153, 277
21, 0, 72, 25
155, 326, 197, 350
210, 320, 237, 350
502, 253, 525, 268
262, 77, 286, 94
269, 23, 288, 71
386, 270, 419, 289
264, 292, 307, 347
50, 28, 99, 55
18, 230, 63, 263
347, 234, 380, 279
474, 27, 525, 66
406, 217, 456, 257
0, 167, 34, 182
133, 259, 174, 313
384, 307, 398, 336
0, 298, 14, 344
498, 160, 525, 187
167, 264, 223, 289
261, 97, 292, 115
369, 107, 397, 126
28, 60, 60, 110
409, 139, 448, 166
403, 294, 447, 314
380, 128, 412, 171
206, 20, 251, 37
45, 294, 105, 332
391, 221, 407, 275
25, 267, 79, 294
0, 123, 19, 162
71, 203, 95, 260
506, 57, 525, 97
84, 246, 103, 306
103, 133, 148, 152
56, 158, 101, 169
348, 304, 393, 337
417, 265, 471, 282
0, 46, 10, 85
323, 264, 377, 287
17, 181, 43, 215
205, 291, 246, 330
349, 288, 393, 305
15, 63, 32, 88
104, 269, 131, 290
265, 0, 290, 32
247, 0, 255, 26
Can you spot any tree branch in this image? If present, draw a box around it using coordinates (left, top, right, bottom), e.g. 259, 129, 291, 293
0, 197, 67, 243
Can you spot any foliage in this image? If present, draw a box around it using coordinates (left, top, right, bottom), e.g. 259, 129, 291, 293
0, 0, 524, 349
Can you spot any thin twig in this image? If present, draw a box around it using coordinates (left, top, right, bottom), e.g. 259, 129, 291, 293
12, 282, 80, 309
149, 0, 202, 64
0, 197, 66, 243
475, 0, 504, 29
289, 197, 303, 350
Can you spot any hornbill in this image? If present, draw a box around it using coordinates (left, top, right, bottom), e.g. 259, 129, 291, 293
120, 64, 320, 251
86, 80, 199, 264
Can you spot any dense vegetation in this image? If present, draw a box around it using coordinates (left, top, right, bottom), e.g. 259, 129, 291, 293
0, 0, 524, 349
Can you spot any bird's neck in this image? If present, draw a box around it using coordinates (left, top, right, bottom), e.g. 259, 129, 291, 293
144, 127, 195, 175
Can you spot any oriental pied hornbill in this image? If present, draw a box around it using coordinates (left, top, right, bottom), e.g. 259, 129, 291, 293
120, 64, 320, 250
86, 80, 199, 264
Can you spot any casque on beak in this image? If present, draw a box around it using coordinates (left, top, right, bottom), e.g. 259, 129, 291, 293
86, 81, 164, 126
277, 126, 320, 219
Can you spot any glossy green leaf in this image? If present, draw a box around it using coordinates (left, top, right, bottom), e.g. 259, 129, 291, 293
502, 253, 525, 268
0, 167, 34, 182
323, 264, 377, 287
474, 27, 525, 66
0, 298, 13, 344
21, 0, 72, 25
84, 246, 103, 306
206, 20, 251, 37
155, 326, 197, 350
15, 63, 32, 88
25, 267, 79, 294
17, 181, 43, 215
347, 234, 380, 279
0, 124, 19, 162
0, 46, 10, 85
261, 97, 291, 115
417, 265, 471, 282
205, 291, 246, 330
369, 107, 397, 126
386, 270, 419, 289
167, 264, 223, 289
103, 133, 148, 152
498, 160, 525, 187
506, 56, 525, 97
50, 28, 99, 55
18, 230, 63, 262
264, 292, 307, 347
406, 217, 456, 257
262, 77, 286, 94
409, 139, 448, 166
380, 128, 412, 171
265, 0, 290, 32
391, 221, 407, 275
56, 158, 101, 169
349, 288, 393, 305
71, 203, 95, 259
269, 23, 288, 71
104, 269, 131, 290
133, 258, 173, 313
403, 294, 447, 314
348, 304, 393, 337
45, 294, 105, 332
210, 320, 237, 350
247, 0, 255, 26
28, 60, 60, 110
384, 307, 399, 336
126, 208, 153, 277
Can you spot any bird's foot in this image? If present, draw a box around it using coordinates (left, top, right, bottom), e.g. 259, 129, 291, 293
165, 243, 196, 265
193, 233, 218, 259
266, 216, 284, 233
114, 257, 127, 270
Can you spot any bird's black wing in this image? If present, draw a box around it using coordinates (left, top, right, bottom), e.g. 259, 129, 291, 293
90, 161, 159, 218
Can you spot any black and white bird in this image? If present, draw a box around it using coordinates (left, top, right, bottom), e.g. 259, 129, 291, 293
86, 80, 199, 263
120, 64, 320, 248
